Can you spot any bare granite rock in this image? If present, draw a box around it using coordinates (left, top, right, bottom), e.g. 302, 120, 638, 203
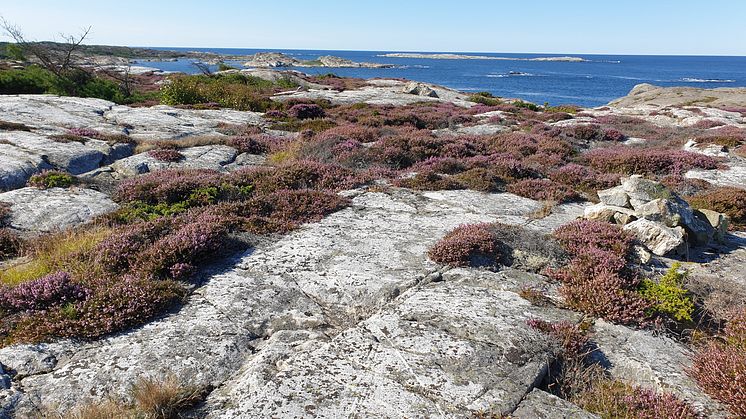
110, 145, 238, 176
609, 83, 746, 109
623, 219, 686, 256
0, 187, 118, 233
591, 320, 727, 418
512, 389, 599, 419
0, 189, 580, 417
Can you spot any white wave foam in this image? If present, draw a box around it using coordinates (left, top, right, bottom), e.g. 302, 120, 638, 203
681, 78, 735, 83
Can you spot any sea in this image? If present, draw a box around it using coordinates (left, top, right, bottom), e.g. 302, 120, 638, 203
141, 48, 746, 108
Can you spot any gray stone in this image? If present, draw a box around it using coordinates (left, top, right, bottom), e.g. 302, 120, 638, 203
111, 145, 238, 176
597, 186, 630, 208
623, 219, 687, 256
0, 144, 52, 192
512, 389, 599, 419
584, 203, 636, 224
621, 175, 673, 209
402, 81, 439, 98
0, 187, 118, 233
697, 209, 729, 243
0, 346, 58, 378
592, 320, 727, 418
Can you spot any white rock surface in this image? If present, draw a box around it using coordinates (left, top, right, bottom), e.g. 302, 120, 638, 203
110, 145, 239, 176
623, 219, 686, 256
0, 189, 581, 417
0, 187, 118, 232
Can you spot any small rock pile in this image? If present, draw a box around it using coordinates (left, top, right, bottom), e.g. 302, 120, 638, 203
584, 175, 728, 257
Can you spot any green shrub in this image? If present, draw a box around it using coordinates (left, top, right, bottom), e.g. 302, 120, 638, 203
639, 263, 695, 322
27, 170, 77, 189
160, 73, 296, 111
0, 66, 125, 102
468, 92, 503, 106
0, 66, 54, 94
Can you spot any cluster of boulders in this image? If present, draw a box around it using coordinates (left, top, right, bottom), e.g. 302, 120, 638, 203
585, 175, 728, 258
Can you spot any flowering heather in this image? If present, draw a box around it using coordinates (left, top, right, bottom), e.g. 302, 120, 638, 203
94, 218, 172, 274
67, 128, 101, 138
688, 187, 746, 228
264, 110, 287, 119
572, 124, 604, 141
235, 189, 350, 234
554, 219, 633, 257
412, 157, 468, 175
135, 212, 231, 279
428, 223, 501, 267
288, 103, 325, 120
115, 169, 227, 204
316, 124, 379, 143
148, 149, 184, 162
453, 168, 505, 192
232, 160, 364, 194
328, 102, 474, 130
507, 179, 580, 203
0, 271, 88, 313
228, 136, 270, 154
690, 309, 746, 418
584, 146, 718, 175
575, 380, 699, 419
602, 128, 626, 142
694, 125, 745, 148
549, 164, 620, 192
550, 220, 650, 324
692, 119, 726, 129
27, 170, 77, 189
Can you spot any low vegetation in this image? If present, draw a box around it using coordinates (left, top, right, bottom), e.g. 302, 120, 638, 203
687, 186, 746, 228
529, 319, 699, 419
27, 170, 77, 189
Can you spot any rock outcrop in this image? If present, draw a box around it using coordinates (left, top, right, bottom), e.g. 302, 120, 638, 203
585, 176, 724, 256
244, 52, 393, 68
0, 187, 118, 233
609, 83, 746, 109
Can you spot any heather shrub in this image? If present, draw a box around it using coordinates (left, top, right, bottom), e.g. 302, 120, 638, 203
27, 170, 77, 189
394, 171, 464, 191
328, 102, 473, 130
584, 146, 718, 176
692, 119, 726, 129
573, 124, 604, 141
411, 157, 468, 175
0, 202, 10, 225
507, 178, 580, 203
529, 318, 698, 418
0, 120, 31, 131
0, 271, 87, 313
288, 103, 325, 120
452, 168, 505, 192
233, 189, 351, 234
690, 309, 746, 417
549, 164, 620, 192
0, 229, 20, 261
574, 380, 699, 419
550, 220, 651, 325
602, 128, 626, 142
232, 161, 363, 194
227, 135, 270, 154
468, 92, 503, 106
428, 224, 500, 267
688, 187, 746, 228
115, 169, 235, 205
639, 263, 694, 322
148, 149, 184, 162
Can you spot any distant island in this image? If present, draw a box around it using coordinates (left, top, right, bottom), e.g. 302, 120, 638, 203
378, 53, 588, 62
243, 52, 394, 69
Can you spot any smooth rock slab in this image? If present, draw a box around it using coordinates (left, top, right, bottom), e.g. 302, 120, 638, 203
1, 189, 573, 417
207, 279, 570, 418
592, 320, 727, 418
0, 144, 52, 192
512, 389, 599, 419
110, 145, 238, 176
0, 187, 118, 232
623, 219, 686, 256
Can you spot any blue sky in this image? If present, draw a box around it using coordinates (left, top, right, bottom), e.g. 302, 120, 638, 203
2, 0, 745, 55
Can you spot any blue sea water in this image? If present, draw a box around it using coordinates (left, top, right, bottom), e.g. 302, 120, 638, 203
141, 48, 746, 107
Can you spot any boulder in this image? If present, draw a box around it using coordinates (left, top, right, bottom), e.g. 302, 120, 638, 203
597, 185, 630, 208
621, 175, 673, 210
0, 187, 118, 233
402, 82, 439, 98
623, 219, 686, 256
696, 209, 729, 243
584, 203, 636, 225
512, 389, 599, 419
0, 145, 52, 192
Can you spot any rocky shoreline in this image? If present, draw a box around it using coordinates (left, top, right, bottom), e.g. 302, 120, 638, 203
0, 74, 745, 418
378, 53, 588, 62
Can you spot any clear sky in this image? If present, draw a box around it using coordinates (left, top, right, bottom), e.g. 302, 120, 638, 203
1, 0, 745, 55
